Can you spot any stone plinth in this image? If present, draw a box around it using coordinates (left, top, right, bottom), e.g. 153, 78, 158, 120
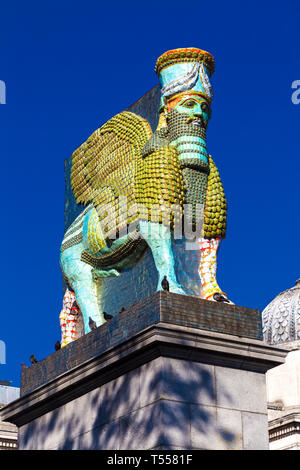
0, 293, 287, 450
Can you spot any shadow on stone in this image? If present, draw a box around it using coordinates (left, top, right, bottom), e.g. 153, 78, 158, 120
19, 358, 235, 450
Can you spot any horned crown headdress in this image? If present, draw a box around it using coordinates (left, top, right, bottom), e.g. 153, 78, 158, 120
155, 48, 215, 104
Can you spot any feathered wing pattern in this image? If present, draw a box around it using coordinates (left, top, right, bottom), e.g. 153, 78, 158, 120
71, 111, 153, 240
203, 155, 227, 239
70, 111, 227, 268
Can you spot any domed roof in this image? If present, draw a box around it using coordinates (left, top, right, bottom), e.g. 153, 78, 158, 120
262, 279, 300, 345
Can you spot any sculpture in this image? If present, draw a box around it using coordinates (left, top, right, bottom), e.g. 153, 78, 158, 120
60, 47, 230, 339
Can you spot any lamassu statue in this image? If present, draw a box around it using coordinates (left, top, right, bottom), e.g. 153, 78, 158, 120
60, 48, 231, 340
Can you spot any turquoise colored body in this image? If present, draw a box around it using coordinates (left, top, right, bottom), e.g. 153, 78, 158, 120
60, 57, 218, 334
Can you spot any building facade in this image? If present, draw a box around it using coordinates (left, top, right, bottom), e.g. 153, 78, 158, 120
0, 381, 20, 450
263, 280, 300, 449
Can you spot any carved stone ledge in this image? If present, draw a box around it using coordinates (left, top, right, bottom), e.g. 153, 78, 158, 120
0, 320, 286, 428
18, 292, 264, 397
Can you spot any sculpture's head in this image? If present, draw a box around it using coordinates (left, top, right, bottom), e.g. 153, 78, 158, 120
155, 47, 214, 109
155, 48, 215, 167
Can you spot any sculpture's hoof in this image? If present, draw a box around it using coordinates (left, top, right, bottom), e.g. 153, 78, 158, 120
171, 288, 186, 296
158, 283, 186, 295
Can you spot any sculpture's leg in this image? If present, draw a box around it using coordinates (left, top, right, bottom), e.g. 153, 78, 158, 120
139, 220, 185, 294
198, 237, 232, 302
59, 289, 79, 347
60, 244, 105, 333
72, 276, 105, 333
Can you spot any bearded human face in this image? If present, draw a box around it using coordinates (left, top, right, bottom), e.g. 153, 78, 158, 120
167, 92, 211, 129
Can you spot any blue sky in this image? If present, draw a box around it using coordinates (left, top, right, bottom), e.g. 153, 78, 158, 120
0, 0, 299, 386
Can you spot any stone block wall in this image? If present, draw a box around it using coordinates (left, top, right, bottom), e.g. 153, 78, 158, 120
1, 295, 286, 450
20, 292, 262, 396
19, 356, 270, 450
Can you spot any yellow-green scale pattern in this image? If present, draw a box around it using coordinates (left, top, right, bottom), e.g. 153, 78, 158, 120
203, 155, 227, 239
135, 145, 185, 227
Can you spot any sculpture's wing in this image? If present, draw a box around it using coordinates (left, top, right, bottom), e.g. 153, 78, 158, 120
70, 111, 153, 237
71, 111, 153, 206
203, 155, 227, 239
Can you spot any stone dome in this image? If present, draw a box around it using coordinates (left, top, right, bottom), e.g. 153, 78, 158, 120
262, 279, 300, 346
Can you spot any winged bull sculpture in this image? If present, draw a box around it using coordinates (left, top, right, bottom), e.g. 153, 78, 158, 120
59, 47, 231, 342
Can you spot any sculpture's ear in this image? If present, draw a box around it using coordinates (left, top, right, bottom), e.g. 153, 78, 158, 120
163, 96, 169, 115
208, 108, 212, 120
157, 109, 168, 130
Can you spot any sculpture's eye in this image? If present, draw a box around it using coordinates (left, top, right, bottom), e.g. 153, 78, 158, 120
201, 103, 209, 113
182, 99, 197, 108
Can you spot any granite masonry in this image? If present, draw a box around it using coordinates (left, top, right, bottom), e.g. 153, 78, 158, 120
0, 293, 287, 450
